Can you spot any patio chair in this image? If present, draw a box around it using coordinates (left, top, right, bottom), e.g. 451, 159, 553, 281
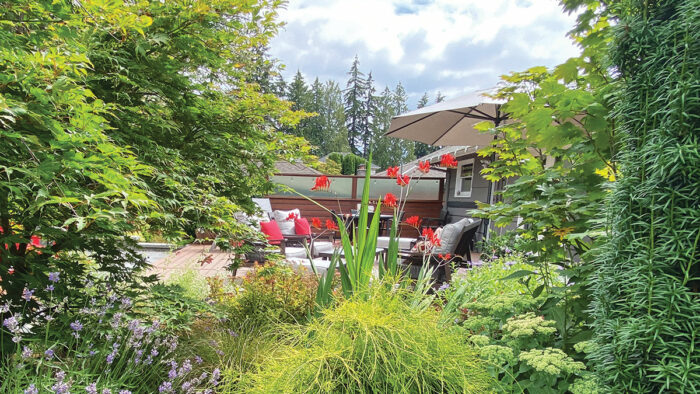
394, 218, 480, 284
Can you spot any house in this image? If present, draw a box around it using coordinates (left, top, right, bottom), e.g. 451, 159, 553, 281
274, 160, 321, 175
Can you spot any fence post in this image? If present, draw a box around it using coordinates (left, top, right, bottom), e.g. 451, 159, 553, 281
351, 176, 357, 200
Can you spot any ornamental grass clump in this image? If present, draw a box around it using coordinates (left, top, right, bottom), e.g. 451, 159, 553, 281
236, 287, 493, 393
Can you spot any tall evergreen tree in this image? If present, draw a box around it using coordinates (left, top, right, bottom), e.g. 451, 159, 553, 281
319, 81, 351, 154
435, 91, 446, 103
286, 70, 311, 139
361, 71, 376, 156
343, 55, 367, 155
414, 91, 439, 158
590, 1, 700, 391
417, 92, 430, 109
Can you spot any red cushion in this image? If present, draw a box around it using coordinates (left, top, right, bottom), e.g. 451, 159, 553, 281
260, 221, 283, 245
294, 217, 311, 236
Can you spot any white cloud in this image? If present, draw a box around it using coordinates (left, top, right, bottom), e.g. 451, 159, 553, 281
270, 0, 580, 106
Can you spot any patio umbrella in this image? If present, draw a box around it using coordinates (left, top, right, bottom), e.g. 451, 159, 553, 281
385, 92, 506, 146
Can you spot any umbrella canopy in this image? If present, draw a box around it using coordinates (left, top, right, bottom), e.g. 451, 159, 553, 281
385, 92, 507, 147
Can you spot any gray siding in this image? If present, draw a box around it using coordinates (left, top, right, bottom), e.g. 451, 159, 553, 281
445, 154, 489, 221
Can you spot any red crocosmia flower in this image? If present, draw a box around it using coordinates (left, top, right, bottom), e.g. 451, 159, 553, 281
325, 219, 339, 231
405, 216, 422, 228
396, 174, 410, 187
438, 253, 451, 260
418, 160, 431, 174
386, 166, 399, 178
422, 228, 441, 247
8, 266, 15, 275
311, 175, 331, 191
439, 153, 458, 168
384, 193, 398, 208
30, 235, 42, 247
311, 217, 322, 229
286, 212, 299, 220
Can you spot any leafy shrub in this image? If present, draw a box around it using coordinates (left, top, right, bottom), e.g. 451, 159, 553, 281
165, 269, 212, 301
229, 262, 317, 327
478, 232, 523, 262
445, 262, 598, 393
0, 277, 220, 393
236, 287, 494, 393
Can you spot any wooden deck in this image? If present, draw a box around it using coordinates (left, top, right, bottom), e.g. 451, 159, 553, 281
147, 243, 251, 280
148, 243, 482, 282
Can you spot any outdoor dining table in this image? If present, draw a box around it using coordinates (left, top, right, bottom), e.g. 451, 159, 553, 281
339, 213, 394, 236
316, 247, 386, 262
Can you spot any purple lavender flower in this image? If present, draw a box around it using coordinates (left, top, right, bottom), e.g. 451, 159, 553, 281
24, 384, 38, 394
51, 381, 71, 394
101, 389, 112, 394
120, 297, 132, 309
227, 329, 238, 337
0, 303, 10, 313
151, 348, 159, 357
438, 283, 450, 291
118, 391, 131, 394
179, 359, 192, 375
56, 371, 66, 381
158, 381, 172, 393
22, 287, 34, 302
22, 346, 32, 358
106, 352, 116, 364
48, 272, 60, 282
45, 349, 55, 359
211, 368, 220, 386
70, 320, 83, 332
3, 315, 19, 331
168, 367, 177, 380
12, 335, 22, 343
86, 383, 98, 394
194, 355, 202, 364
46, 285, 55, 292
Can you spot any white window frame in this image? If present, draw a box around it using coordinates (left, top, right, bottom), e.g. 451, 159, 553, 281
454, 158, 475, 198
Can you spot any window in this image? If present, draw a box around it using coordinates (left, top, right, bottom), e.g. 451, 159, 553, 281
455, 159, 474, 198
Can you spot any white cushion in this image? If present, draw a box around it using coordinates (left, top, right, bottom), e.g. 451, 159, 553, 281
312, 241, 336, 255
284, 246, 308, 259
284, 258, 333, 275
273, 209, 300, 236
376, 237, 416, 250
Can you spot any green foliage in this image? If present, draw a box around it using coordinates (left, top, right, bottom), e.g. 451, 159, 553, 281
229, 262, 318, 327
1, 277, 218, 392
589, 0, 700, 391
0, 0, 310, 313
447, 262, 598, 393
164, 269, 212, 301
471, 0, 618, 365
237, 288, 494, 393
339, 153, 365, 175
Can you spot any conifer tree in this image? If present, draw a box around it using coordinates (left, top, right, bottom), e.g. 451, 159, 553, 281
435, 91, 446, 103
417, 92, 430, 109
343, 55, 367, 155
361, 71, 376, 156
590, 1, 700, 391
414, 91, 439, 158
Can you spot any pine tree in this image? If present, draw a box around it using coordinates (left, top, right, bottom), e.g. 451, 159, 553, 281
361, 71, 376, 156
318, 81, 350, 155
343, 55, 367, 155
286, 70, 311, 139
435, 91, 445, 103
417, 92, 429, 109
414, 91, 439, 158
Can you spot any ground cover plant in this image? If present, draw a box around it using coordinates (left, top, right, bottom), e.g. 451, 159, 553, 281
1, 273, 220, 392
443, 260, 599, 393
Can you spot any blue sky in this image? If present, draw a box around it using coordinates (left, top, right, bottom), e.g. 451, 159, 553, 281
269, 0, 581, 108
